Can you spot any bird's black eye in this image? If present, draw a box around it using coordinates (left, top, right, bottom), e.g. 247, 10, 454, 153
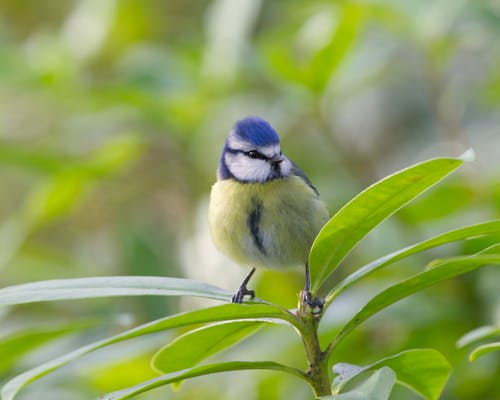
245, 150, 267, 160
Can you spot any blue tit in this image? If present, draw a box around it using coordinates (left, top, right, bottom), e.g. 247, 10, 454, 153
208, 116, 329, 311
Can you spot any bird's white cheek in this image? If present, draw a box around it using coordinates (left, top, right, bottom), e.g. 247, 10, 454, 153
225, 153, 270, 182
280, 158, 293, 176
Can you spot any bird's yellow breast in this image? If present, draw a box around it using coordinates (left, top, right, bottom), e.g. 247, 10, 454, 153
208, 176, 329, 269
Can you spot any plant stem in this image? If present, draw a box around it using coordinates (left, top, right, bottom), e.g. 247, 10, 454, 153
297, 294, 332, 398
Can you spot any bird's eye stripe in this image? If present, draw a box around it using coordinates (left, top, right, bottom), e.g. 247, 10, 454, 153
245, 150, 268, 160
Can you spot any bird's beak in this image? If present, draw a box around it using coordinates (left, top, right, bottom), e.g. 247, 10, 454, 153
270, 154, 284, 165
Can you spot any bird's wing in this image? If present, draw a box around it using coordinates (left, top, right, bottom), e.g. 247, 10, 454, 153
291, 161, 320, 196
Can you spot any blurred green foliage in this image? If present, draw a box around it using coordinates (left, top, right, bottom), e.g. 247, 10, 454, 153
0, 0, 499, 399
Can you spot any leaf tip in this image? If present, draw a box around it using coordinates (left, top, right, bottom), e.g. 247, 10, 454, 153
459, 149, 475, 163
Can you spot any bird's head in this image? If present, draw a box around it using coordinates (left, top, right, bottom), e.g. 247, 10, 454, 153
217, 116, 293, 183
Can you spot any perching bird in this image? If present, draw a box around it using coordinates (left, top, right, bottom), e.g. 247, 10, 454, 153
208, 116, 329, 311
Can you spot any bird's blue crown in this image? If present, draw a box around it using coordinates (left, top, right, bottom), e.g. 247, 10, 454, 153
230, 116, 280, 147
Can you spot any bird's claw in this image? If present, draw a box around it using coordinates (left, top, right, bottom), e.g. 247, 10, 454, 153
231, 286, 255, 304
302, 290, 324, 315
232, 267, 256, 304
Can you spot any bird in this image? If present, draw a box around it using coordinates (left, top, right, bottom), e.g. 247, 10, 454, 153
208, 116, 329, 312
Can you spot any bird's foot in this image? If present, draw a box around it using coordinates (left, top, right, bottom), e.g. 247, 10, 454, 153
301, 290, 324, 315
231, 267, 256, 304
302, 263, 324, 315
231, 286, 255, 304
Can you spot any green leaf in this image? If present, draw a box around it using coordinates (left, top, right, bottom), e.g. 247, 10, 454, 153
86, 353, 159, 393
152, 321, 266, 374
322, 367, 396, 400
326, 220, 500, 304
330, 255, 500, 350
101, 361, 309, 400
310, 157, 465, 295
0, 321, 97, 374
0, 276, 233, 306
457, 325, 500, 348
476, 242, 500, 256
469, 342, 500, 362
1, 304, 296, 400
332, 349, 450, 400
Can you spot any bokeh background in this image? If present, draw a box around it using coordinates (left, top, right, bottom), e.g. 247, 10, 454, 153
0, 0, 499, 399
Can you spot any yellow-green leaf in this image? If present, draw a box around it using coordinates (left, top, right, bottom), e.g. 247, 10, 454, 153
152, 321, 266, 374
310, 157, 465, 296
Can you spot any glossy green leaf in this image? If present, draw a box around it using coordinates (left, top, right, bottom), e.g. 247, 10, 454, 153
456, 325, 500, 348
1, 304, 296, 400
476, 242, 500, 255
86, 353, 159, 394
330, 254, 500, 350
332, 349, 450, 400
152, 321, 266, 374
469, 342, 500, 362
0, 276, 232, 306
323, 367, 396, 400
426, 242, 500, 268
102, 361, 309, 400
310, 157, 465, 295
326, 220, 500, 305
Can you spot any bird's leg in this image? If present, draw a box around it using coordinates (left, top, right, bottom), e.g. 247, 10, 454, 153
301, 263, 324, 315
232, 267, 256, 303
